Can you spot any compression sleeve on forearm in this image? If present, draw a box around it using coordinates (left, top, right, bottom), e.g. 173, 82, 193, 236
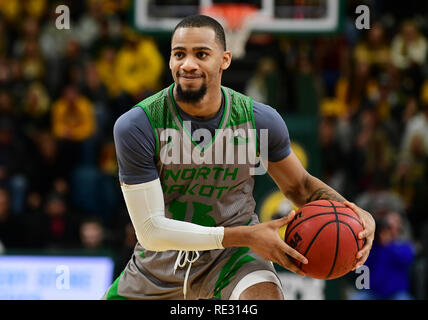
121, 178, 225, 251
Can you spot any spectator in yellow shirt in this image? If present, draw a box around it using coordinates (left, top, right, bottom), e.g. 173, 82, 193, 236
114, 30, 164, 98
354, 22, 390, 73
0, 0, 46, 23
391, 20, 427, 96
52, 85, 96, 142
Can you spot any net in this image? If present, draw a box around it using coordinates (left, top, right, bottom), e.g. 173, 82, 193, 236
200, 3, 259, 59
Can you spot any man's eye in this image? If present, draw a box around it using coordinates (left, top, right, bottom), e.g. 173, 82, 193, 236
174, 52, 184, 58
197, 52, 208, 58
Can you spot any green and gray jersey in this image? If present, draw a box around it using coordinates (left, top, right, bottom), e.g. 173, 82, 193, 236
138, 84, 258, 227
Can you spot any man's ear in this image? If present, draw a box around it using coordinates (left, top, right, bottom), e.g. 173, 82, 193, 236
221, 50, 232, 71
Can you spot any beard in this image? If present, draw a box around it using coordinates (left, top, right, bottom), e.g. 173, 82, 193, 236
176, 82, 207, 103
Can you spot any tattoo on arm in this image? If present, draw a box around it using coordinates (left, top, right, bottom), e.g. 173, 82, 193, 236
306, 188, 346, 203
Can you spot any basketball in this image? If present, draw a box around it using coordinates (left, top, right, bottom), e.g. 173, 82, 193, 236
284, 200, 365, 280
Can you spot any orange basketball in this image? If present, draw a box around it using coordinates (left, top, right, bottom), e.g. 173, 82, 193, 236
284, 200, 365, 279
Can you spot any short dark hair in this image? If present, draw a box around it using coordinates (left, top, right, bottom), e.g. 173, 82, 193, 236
172, 15, 226, 50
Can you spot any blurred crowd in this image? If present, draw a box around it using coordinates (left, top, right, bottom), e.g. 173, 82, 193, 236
0, 0, 427, 298
0, 0, 164, 277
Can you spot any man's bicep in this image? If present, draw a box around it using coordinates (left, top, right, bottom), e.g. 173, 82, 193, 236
113, 107, 159, 184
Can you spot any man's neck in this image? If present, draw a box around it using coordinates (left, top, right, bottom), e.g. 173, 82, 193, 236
173, 84, 223, 118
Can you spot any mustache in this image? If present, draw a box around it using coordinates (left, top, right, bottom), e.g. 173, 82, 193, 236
177, 72, 205, 78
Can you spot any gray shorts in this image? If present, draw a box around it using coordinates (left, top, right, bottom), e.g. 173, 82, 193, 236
103, 243, 282, 300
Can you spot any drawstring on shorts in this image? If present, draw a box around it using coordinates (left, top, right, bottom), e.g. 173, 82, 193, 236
173, 250, 200, 299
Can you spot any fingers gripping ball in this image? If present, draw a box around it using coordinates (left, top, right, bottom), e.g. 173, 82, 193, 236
284, 200, 365, 279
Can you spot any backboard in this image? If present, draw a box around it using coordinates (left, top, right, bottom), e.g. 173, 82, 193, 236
132, 0, 344, 35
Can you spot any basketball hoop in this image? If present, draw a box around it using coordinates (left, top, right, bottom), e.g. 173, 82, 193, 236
200, 3, 259, 59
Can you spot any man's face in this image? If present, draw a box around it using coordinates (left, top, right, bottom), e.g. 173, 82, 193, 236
170, 27, 230, 103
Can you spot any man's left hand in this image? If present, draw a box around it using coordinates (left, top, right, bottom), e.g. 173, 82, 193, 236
344, 201, 376, 270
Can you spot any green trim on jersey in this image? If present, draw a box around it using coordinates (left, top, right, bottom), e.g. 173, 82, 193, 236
213, 247, 256, 299
133, 88, 179, 156
141, 105, 159, 155
249, 98, 258, 155
105, 271, 128, 300
213, 218, 254, 298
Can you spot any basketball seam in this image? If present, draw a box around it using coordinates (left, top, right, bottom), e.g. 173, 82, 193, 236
296, 220, 337, 269
325, 200, 339, 279
340, 220, 361, 251
284, 211, 362, 243
303, 204, 348, 209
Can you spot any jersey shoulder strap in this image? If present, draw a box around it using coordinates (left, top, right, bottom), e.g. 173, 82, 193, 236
133, 86, 178, 155
222, 86, 255, 129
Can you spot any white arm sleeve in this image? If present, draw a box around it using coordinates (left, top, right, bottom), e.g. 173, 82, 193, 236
121, 178, 225, 252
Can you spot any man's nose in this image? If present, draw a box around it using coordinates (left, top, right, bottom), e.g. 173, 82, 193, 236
181, 56, 198, 71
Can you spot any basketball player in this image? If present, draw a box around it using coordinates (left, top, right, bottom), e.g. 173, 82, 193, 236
104, 15, 375, 300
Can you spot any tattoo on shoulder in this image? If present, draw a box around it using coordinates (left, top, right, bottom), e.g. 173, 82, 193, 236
306, 188, 346, 203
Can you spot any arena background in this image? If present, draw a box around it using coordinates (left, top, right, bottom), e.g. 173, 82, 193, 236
0, 0, 427, 300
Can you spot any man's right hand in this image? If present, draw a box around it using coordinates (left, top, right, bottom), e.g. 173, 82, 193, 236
222, 210, 308, 277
